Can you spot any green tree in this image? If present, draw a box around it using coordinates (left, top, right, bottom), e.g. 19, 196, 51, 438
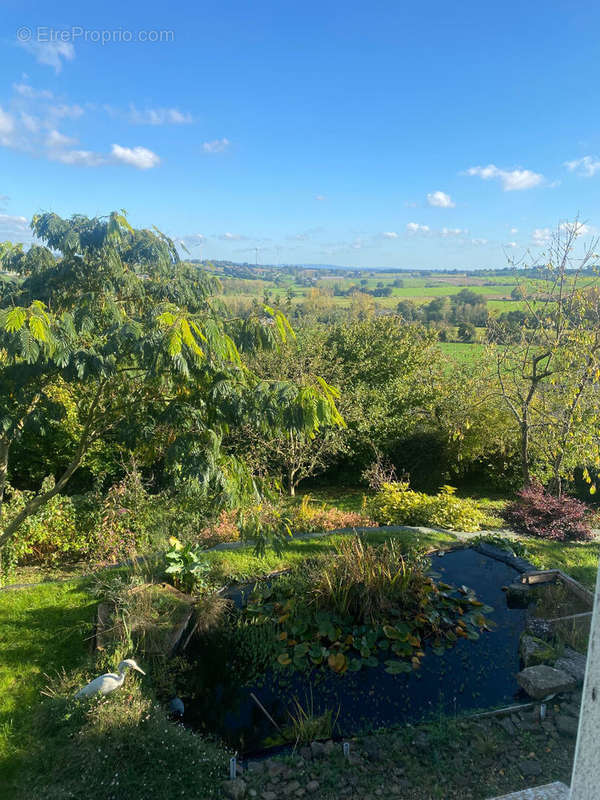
457, 321, 477, 342
490, 221, 600, 492
240, 326, 346, 494
0, 212, 341, 546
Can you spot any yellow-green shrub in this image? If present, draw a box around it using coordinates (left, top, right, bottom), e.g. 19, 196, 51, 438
368, 482, 486, 532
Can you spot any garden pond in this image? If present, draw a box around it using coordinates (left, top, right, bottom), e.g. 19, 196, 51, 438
182, 547, 529, 755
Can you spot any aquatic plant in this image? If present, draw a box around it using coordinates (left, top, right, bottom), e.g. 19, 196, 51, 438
312, 536, 431, 623
244, 536, 493, 676
284, 692, 339, 745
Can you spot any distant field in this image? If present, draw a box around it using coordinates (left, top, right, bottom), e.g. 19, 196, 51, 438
437, 341, 486, 363
213, 266, 595, 321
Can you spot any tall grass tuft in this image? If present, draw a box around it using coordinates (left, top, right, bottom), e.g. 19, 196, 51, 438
309, 536, 431, 624
284, 691, 339, 746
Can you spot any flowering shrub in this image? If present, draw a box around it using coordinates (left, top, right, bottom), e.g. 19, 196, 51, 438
291, 494, 376, 532
368, 482, 487, 532
502, 484, 593, 541
197, 509, 240, 547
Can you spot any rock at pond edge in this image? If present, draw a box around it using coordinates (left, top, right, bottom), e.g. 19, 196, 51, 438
516, 664, 577, 700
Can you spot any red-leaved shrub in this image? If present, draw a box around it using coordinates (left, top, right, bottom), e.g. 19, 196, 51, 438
503, 484, 593, 541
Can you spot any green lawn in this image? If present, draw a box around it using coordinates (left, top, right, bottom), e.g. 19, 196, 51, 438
0, 580, 96, 786
524, 537, 600, 590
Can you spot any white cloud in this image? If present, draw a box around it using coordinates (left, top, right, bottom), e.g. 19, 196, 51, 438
0, 108, 16, 146
0, 84, 163, 171
52, 144, 160, 170
12, 83, 53, 100
127, 106, 192, 125
471, 238, 488, 246
177, 234, 206, 251
510, 227, 518, 234
20, 41, 75, 73
0, 213, 28, 227
202, 138, 230, 154
46, 129, 77, 148
506, 241, 518, 248
53, 103, 84, 119
427, 190, 455, 208
0, 213, 30, 240
221, 232, 247, 241
559, 221, 592, 237
466, 164, 544, 191
441, 227, 467, 236
564, 156, 600, 177
286, 227, 322, 242
406, 222, 430, 234
51, 149, 105, 167
382, 231, 399, 239
111, 144, 160, 169
315, 194, 326, 201
20, 112, 39, 133
532, 228, 552, 246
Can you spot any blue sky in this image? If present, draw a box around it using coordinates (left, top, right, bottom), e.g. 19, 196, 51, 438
1, 0, 599, 269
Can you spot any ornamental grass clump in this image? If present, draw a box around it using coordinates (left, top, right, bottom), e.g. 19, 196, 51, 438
311, 536, 431, 624
503, 484, 593, 542
368, 482, 487, 531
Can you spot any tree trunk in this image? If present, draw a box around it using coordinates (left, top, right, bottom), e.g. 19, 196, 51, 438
520, 415, 531, 486
0, 438, 9, 510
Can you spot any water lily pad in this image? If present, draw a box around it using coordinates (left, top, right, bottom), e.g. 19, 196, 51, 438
384, 659, 412, 674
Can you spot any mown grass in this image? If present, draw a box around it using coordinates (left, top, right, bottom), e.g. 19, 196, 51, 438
524, 537, 600, 590
0, 580, 96, 787
203, 526, 458, 584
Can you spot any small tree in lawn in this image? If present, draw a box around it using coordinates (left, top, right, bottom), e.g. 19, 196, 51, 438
489, 220, 600, 493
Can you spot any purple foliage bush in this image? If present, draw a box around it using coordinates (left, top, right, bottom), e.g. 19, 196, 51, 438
503, 484, 593, 541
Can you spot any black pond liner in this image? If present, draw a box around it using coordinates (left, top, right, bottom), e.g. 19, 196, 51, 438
183, 547, 528, 755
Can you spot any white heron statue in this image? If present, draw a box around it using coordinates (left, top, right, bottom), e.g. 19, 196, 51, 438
74, 659, 146, 699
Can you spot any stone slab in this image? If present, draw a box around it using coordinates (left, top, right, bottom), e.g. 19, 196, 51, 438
553, 648, 587, 684
516, 664, 577, 699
